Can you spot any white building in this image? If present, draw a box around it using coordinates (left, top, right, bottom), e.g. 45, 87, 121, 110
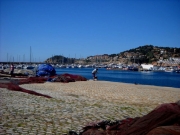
141, 64, 153, 70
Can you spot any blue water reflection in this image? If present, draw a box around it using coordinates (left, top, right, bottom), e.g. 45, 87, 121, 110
55, 68, 180, 88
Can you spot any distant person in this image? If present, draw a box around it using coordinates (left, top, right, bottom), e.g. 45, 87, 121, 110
10, 64, 15, 77
92, 68, 98, 80
1, 64, 4, 70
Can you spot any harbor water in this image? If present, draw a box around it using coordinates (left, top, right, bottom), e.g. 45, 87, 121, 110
55, 68, 180, 88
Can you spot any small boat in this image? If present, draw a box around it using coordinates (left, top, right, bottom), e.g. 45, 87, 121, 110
23, 65, 35, 69
71, 65, 78, 68
164, 67, 174, 72
175, 70, 180, 73
66, 65, 72, 68
78, 65, 84, 68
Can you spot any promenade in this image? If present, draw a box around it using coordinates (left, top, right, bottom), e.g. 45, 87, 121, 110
1, 80, 180, 134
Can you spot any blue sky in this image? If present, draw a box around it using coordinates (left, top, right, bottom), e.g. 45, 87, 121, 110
0, 0, 180, 62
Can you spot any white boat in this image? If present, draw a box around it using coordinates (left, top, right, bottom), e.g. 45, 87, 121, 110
71, 64, 78, 68
23, 65, 35, 69
164, 67, 174, 72
84, 65, 93, 68
66, 65, 72, 68
77, 65, 84, 68
16, 64, 23, 69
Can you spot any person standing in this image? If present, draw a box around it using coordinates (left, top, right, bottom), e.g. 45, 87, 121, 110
10, 63, 15, 77
1, 64, 4, 70
92, 68, 98, 80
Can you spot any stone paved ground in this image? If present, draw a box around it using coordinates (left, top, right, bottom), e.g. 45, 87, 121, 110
1, 81, 180, 135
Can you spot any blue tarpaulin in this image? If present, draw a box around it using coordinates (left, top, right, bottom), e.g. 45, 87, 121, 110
37, 64, 56, 76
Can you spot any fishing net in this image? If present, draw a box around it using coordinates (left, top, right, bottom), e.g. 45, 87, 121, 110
73, 102, 180, 135
146, 125, 180, 135
0, 73, 87, 98
52, 73, 87, 82
0, 82, 51, 98
18, 77, 48, 84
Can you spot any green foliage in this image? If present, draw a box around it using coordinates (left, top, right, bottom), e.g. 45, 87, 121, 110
85, 59, 91, 63
119, 45, 180, 63
109, 54, 118, 57
47, 55, 76, 64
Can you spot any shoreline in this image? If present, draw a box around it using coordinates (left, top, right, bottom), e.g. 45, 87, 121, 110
90, 79, 180, 89
1, 75, 180, 89
1, 67, 180, 88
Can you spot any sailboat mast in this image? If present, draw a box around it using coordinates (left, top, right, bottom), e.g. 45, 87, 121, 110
30, 46, 31, 63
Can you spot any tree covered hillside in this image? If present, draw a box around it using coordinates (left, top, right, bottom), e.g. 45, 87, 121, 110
118, 45, 180, 64
45, 45, 180, 65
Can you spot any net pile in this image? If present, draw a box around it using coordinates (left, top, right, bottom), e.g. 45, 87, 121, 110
51, 73, 87, 82
70, 102, 180, 135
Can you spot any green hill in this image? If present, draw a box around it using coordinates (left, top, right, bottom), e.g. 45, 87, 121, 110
45, 45, 180, 64
118, 45, 180, 64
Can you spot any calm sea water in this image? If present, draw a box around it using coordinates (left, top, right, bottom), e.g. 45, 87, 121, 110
55, 68, 180, 88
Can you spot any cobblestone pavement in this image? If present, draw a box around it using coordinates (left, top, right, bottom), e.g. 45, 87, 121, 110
0, 88, 154, 135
